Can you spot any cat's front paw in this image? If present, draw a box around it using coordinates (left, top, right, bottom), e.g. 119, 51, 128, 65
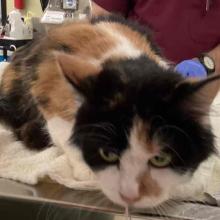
73, 162, 95, 181
64, 145, 96, 181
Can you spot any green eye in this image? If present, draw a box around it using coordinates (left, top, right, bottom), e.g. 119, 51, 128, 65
99, 148, 119, 162
149, 152, 172, 168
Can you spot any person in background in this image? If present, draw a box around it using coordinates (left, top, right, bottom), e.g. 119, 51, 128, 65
92, 0, 220, 80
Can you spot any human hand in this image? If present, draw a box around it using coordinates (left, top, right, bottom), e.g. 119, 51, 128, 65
175, 59, 207, 78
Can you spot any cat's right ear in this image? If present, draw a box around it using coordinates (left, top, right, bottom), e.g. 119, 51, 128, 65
55, 52, 102, 85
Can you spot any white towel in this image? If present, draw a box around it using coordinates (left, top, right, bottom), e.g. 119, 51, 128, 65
0, 62, 220, 201
0, 128, 99, 189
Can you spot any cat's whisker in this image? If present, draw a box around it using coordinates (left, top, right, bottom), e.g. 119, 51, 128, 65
51, 209, 60, 220
36, 201, 47, 220
74, 130, 114, 141
74, 122, 117, 137
73, 136, 113, 147
161, 142, 185, 166
39, 191, 104, 220
57, 193, 99, 220
100, 122, 117, 136
124, 129, 130, 142
74, 133, 112, 143
74, 129, 112, 138
154, 206, 165, 218
159, 124, 193, 143
45, 203, 55, 220
160, 205, 171, 220
73, 193, 107, 220
36, 189, 61, 220
154, 203, 172, 220
162, 200, 180, 212
83, 191, 104, 206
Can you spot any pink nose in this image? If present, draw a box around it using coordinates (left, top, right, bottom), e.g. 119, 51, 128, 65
120, 193, 140, 204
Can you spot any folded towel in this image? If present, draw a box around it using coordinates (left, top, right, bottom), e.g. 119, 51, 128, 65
0, 128, 98, 189
0, 62, 220, 202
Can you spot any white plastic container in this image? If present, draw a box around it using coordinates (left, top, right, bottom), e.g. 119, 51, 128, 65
8, 9, 33, 40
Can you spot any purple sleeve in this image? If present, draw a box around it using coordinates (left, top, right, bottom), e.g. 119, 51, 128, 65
93, 0, 130, 16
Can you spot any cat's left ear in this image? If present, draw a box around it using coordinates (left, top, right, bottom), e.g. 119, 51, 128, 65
174, 74, 220, 108
55, 52, 102, 84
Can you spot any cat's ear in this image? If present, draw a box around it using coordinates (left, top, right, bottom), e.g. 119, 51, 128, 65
55, 52, 102, 84
174, 75, 220, 109
56, 52, 125, 106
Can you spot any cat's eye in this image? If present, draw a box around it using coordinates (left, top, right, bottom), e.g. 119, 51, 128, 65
99, 148, 119, 162
149, 152, 172, 168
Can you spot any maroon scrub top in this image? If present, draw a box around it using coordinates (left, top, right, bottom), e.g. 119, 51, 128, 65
93, 0, 220, 63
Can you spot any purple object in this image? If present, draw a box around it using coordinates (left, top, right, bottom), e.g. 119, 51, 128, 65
175, 60, 207, 78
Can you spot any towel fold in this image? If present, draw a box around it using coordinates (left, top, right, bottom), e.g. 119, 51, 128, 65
0, 124, 99, 190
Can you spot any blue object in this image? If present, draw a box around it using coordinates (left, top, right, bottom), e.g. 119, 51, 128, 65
0, 56, 5, 62
175, 60, 207, 78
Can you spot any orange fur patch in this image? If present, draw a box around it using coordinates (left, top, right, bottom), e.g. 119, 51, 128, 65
49, 22, 116, 60
31, 57, 77, 121
1, 65, 19, 93
56, 52, 102, 84
132, 118, 154, 153
138, 172, 161, 197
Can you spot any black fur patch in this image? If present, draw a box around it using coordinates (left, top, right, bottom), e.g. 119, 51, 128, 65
15, 120, 52, 150
11, 38, 45, 82
0, 78, 52, 150
0, 27, 71, 150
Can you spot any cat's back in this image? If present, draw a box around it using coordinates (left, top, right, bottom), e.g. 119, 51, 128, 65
47, 15, 163, 64
0, 15, 169, 150
1, 15, 166, 121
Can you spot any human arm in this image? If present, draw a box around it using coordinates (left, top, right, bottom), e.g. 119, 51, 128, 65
175, 44, 220, 101
91, 2, 108, 16
208, 44, 220, 74
176, 44, 220, 78
92, 0, 130, 16
206, 44, 220, 96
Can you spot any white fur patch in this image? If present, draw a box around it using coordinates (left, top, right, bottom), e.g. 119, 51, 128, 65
47, 117, 73, 147
95, 118, 190, 208
158, 59, 170, 69
96, 23, 142, 60
95, 23, 171, 71
47, 117, 94, 181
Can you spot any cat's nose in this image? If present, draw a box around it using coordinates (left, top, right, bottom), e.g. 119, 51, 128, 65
120, 193, 140, 204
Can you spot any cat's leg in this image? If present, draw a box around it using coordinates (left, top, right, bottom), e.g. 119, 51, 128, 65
14, 119, 52, 150
47, 117, 95, 181
0, 61, 52, 150
0, 94, 52, 150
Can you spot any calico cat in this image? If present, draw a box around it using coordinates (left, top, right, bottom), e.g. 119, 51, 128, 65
0, 15, 219, 208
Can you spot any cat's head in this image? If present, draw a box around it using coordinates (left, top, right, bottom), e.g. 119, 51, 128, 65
58, 53, 219, 208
